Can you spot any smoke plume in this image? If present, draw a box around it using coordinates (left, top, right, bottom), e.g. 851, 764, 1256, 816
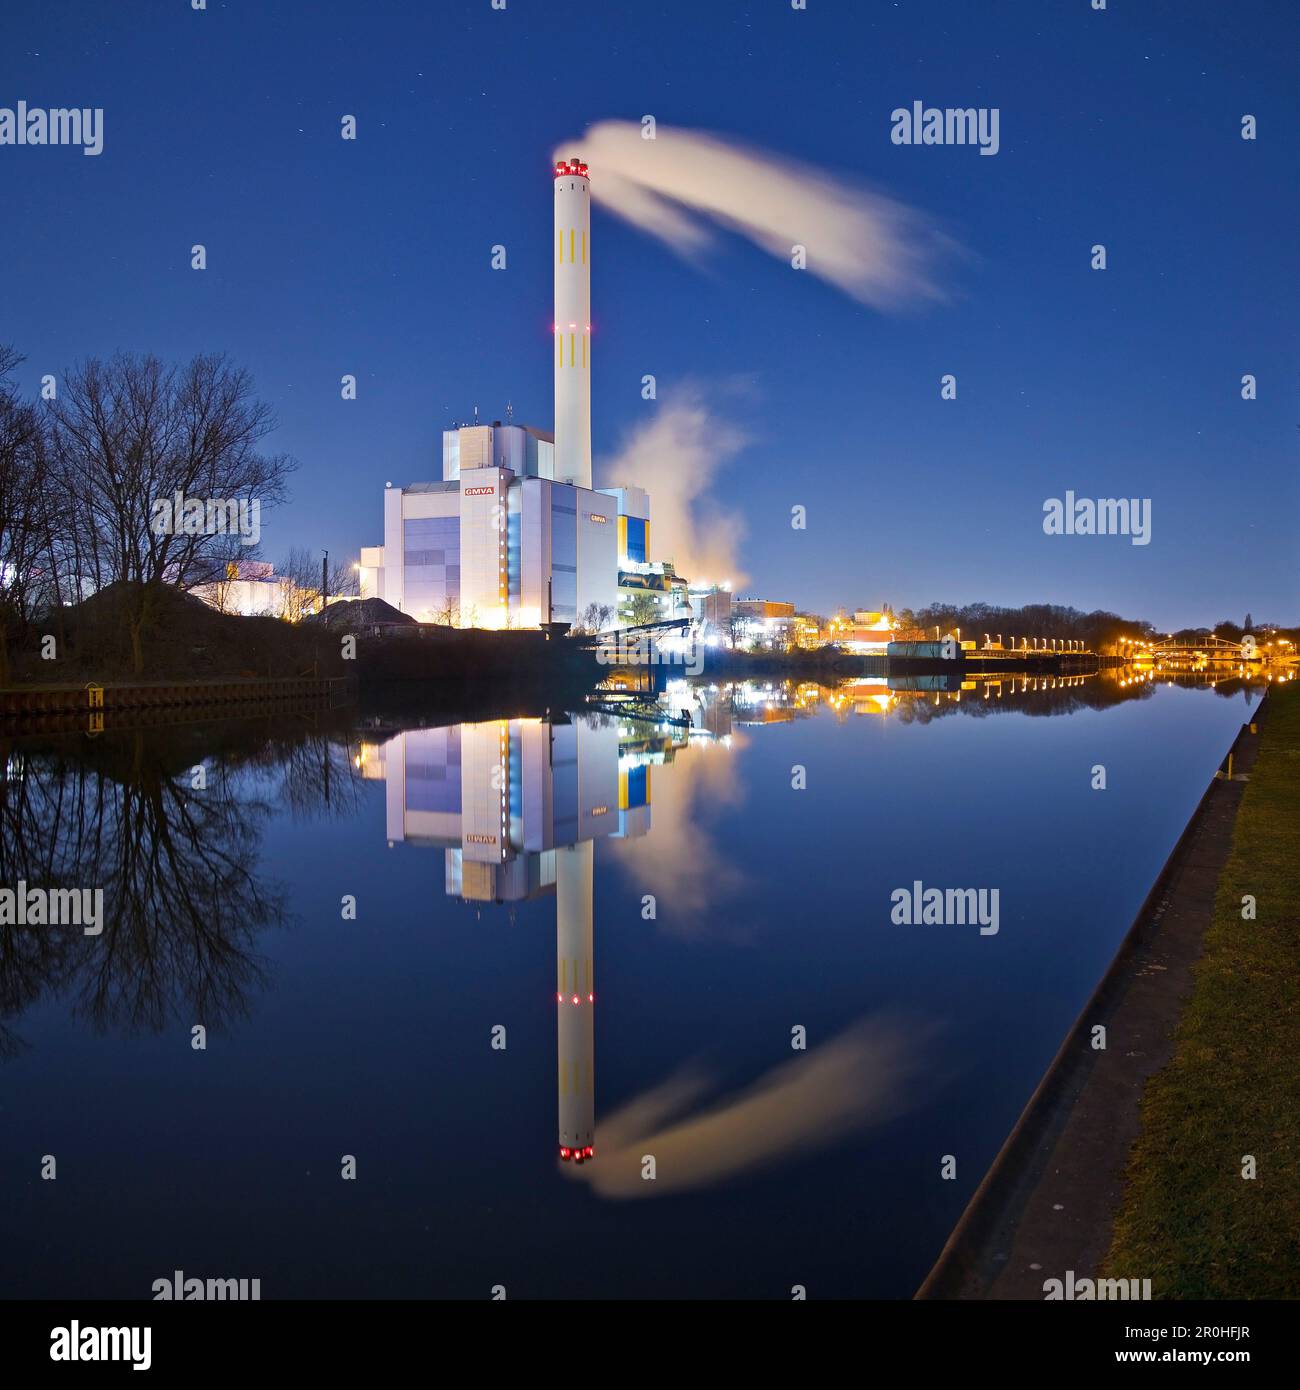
554, 121, 951, 309
598, 387, 747, 586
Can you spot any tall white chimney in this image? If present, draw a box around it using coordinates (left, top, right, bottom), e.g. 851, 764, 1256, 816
553, 156, 592, 489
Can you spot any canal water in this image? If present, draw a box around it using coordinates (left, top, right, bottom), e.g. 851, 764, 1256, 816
0, 673, 1263, 1299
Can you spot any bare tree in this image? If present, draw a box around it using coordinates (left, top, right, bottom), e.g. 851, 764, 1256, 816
324, 555, 356, 603
275, 546, 321, 623
45, 352, 295, 672
274, 548, 357, 622
192, 534, 267, 615
571, 602, 615, 635
431, 596, 461, 628
0, 347, 56, 684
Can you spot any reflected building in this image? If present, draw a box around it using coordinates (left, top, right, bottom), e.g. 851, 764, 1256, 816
359, 714, 691, 1164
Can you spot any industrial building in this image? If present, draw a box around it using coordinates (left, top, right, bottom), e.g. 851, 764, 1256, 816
688, 584, 732, 639
358, 419, 643, 630
358, 157, 663, 632
732, 597, 797, 647
829, 609, 897, 652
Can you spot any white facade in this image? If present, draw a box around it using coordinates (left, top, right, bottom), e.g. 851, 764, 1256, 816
370, 451, 620, 629
192, 560, 321, 620
358, 711, 696, 903
192, 576, 285, 618
442, 421, 554, 481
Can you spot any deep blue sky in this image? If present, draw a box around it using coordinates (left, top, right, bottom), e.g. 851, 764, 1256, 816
2, 0, 1296, 628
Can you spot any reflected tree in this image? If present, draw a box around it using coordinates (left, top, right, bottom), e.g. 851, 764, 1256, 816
0, 719, 366, 1053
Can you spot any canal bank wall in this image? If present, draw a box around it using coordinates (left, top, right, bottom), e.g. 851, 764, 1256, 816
1101, 680, 1300, 1296
915, 695, 1269, 1300
0, 674, 354, 731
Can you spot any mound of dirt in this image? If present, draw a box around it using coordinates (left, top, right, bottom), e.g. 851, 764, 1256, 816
16, 580, 345, 683
303, 597, 416, 630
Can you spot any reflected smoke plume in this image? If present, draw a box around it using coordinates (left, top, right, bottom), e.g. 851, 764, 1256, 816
563, 1015, 930, 1197
607, 731, 749, 933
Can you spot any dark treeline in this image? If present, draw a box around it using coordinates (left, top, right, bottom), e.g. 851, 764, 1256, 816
0, 343, 294, 680
895, 604, 1298, 650
1179, 617, 1299, 647
899, 602, 1154, 650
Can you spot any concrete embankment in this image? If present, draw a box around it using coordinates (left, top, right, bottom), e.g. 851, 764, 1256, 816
916, 696, 1269, 1299
0, 675, 353, 732
1102, 680, 1300, 1297
1, 628, 601, 727
356, 627, 602, 687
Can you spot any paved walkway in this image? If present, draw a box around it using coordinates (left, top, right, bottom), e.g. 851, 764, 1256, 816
917, 702, 1266, 1299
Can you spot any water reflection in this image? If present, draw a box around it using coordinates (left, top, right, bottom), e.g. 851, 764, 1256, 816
358, 715, 693, 1166
715, 667, 1267, 725
0, 668, 1271, 1173
3, 669, 1278, 1296
0, 730, 308, 1056
357, 707, 942, 1187
347, 669, 1270, 1179
562, 1014, 930, 1199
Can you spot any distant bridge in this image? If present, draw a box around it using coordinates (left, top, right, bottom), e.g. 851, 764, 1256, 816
1141, 635, 1259, 660
578, 617, 691, 650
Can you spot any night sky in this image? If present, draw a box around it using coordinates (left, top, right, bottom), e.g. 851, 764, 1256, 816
2, 0, 1295, 629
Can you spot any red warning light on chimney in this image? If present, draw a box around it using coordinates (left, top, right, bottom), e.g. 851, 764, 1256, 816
553, 157, 589, 180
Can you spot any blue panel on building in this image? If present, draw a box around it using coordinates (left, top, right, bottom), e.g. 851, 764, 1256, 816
625, 516, 647, 564
626, 763, 647, 809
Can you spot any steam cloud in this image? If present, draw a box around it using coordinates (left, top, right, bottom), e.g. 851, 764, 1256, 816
598, 387, 748, 586
554, 121, 951, 309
